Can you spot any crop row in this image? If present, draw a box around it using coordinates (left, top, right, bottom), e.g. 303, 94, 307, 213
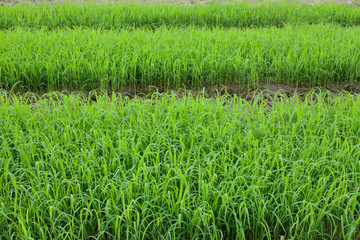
1, 91, 360, 239
1, 24, 359, 91
1, 1, 360, 30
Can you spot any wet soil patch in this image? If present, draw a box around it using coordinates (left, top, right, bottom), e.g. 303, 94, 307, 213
2, 82, 359, 106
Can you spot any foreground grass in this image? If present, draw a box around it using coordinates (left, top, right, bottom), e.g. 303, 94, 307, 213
1, 1, 360, 30
1, 24, 360, 91
0, 91, 360, 239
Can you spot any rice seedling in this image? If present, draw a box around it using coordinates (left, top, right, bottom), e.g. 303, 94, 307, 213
1, 0, 360, 30
1, 0, 359, 238
0, 24, 359, 91
0, 91, 360, 239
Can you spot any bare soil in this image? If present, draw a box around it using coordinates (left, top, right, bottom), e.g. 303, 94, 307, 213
4, 82, 358, 107
120, 82, 360, 102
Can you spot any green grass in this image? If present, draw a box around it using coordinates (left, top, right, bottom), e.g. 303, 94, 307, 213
1, 1, 360, 238
1, 1, 360, 30
0, 91, 360, 239
1, 24, 360, 91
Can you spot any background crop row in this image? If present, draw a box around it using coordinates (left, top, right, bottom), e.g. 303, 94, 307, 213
1, 1, 360, 30
1, 24, 359, 91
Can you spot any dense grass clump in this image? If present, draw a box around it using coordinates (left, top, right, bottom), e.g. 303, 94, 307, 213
0, 91, 360, 239
1, 24, 360, 91
1, 1, 360, 30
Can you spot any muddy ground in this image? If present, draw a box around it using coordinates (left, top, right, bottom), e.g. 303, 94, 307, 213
3, 82, 358, 107
116, 82, 360, 103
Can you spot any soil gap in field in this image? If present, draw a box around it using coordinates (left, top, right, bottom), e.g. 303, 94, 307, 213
2, 82, 360, 105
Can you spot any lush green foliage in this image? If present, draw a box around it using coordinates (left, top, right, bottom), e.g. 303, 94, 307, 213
1, 1, 360, 30
0, 92, 360, 239
1, 1, 360, 238
1, 24, 360, 91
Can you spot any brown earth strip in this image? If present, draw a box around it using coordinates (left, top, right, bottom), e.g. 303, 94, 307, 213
2, 82, 359, 107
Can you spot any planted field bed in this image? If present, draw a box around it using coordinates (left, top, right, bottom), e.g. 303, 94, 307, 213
1, 92, 360, 239
1, 24, 360, 91
1, 0, 360, 239
1, 1, 360, 29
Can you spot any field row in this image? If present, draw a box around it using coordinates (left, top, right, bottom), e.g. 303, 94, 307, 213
1, 92, 360, 239
1, 1, 360, 29
1, 25, 359, 91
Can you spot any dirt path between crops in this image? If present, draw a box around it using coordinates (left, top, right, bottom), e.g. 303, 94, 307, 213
117, 82, 360, 102
4, 82, 358, 107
